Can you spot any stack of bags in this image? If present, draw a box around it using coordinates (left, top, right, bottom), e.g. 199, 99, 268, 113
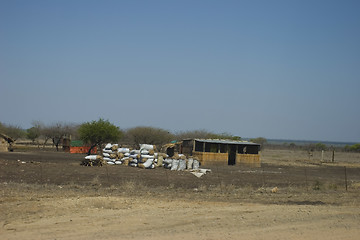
83, 143, 200, 170
102, 143, 124, 165
163, 153, 200, 171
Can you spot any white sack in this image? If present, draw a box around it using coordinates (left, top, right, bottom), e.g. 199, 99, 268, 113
178, 159, 186, 171
140, 149, 149, 155
187, 158, 194, 169
143, 158, 154, 168
139, 144, 154, 150
115, 161, 122, 165
171, 159, 179, 171
130, 150, 140, 154
85, 155, 98, 160
193, 160, 200, 170
105, 143, 112, 149
141, 154, 154, 159
107, 161, 115, 165
103, 152, 110, 157
118, 148, 130, 153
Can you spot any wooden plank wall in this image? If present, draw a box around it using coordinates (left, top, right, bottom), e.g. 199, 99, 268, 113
236, 154, 261, 167
192, 151, 261, 167
193, 152, 228, 165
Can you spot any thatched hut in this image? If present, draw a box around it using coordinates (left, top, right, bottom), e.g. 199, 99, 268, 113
0, 133, 14, 152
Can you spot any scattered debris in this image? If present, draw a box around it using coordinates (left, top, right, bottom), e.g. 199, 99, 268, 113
190, 169, 212, 178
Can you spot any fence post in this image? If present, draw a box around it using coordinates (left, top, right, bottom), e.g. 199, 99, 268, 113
305, 168, 308, 191
344, 166, 348, 191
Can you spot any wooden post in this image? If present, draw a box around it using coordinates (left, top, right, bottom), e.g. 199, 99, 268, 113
332, 150, 335, 162
344, 166, 348, 191
305, 168, 308, 191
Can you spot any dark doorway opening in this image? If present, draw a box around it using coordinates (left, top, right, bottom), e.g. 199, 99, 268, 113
228, 145, 236, 165
166, 147, 174, 157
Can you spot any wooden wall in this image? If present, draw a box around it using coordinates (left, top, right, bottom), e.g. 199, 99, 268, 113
236, 154, 261, 167
192, 151, 261, 167
193, 152, 228, 165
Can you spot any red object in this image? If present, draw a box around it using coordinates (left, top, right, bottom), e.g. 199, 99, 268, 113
70, 146, 97, 154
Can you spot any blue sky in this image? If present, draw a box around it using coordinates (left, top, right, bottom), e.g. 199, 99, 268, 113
1, 0, 359, 142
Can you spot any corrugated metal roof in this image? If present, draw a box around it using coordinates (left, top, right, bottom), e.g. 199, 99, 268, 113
70, 140, 84, 147
191, 139, 260, 146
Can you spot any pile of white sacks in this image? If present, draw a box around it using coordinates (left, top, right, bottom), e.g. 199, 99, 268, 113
84, 143, 201, 171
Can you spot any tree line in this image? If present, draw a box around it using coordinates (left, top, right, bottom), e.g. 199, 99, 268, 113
0, 119, 244, 153
1, 120, 359, 153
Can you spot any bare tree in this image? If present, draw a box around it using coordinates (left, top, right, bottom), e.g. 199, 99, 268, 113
41, 122, 77, 151
0, 123, 25, 141
174, 129, 214, 140
124, 126, 174, 149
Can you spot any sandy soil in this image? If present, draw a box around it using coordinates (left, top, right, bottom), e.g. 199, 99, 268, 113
1, 149, 360, 240
1, 188, 359, 240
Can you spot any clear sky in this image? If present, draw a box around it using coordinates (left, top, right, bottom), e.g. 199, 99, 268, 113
1, 0, 359, 142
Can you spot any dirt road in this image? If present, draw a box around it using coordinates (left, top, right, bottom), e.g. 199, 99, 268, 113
1, 188, 359, 240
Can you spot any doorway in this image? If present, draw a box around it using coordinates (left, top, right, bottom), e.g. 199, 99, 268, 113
228, 145, 236, 165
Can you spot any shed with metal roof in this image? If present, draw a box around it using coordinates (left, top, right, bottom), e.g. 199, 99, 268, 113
169, 139, 261, 167
164, 139, 261, 167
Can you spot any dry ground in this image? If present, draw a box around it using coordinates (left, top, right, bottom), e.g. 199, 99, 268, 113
1, 148, 360, 240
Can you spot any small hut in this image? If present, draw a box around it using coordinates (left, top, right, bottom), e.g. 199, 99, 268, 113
0, 133, 14, 152
164, 139, 261, 167
69, 140, 97, 154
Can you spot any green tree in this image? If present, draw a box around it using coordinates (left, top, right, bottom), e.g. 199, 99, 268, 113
345, 143, 360, 152
78, 119, 122, 155
315, 142, 327, 151
26, 127, 40, 143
